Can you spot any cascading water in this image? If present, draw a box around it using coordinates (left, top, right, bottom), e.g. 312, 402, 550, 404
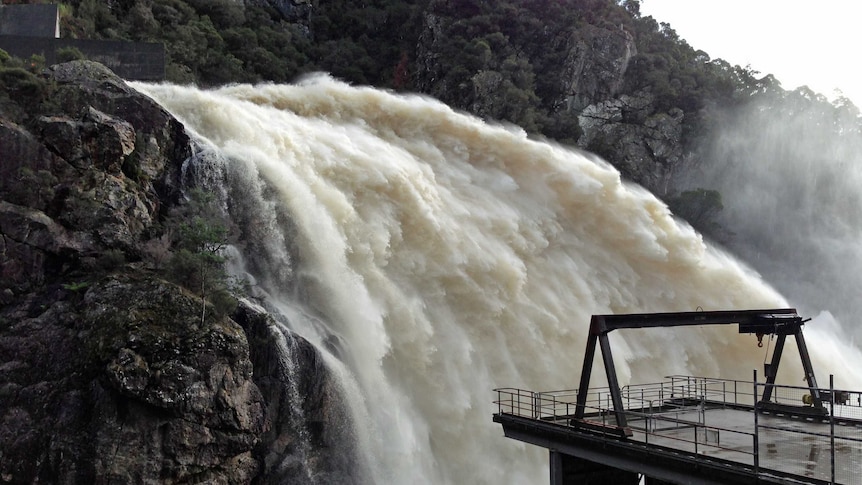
132, 75, 862, 484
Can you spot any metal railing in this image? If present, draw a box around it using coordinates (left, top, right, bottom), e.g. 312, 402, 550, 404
494, 375, 862, 484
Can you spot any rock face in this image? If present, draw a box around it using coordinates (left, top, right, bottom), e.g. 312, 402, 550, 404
578, 92, 685, 195
413, 11, 683, 194
234, 304, 370, 485
0, 60, 262, 483
0, 61, 188, 300
0, 274, 265, 483
0, 60, 342, 484
560, 24, 637, 113
557, 27, 686, 196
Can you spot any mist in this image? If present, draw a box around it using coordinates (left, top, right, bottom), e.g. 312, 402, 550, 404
679, 88, 862, 344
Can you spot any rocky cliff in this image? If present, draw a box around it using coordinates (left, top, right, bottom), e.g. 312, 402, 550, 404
0, 61, 340, 484
413, 8, 685, 197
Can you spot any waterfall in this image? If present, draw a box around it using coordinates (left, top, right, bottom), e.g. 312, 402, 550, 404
131, 75, 862, 484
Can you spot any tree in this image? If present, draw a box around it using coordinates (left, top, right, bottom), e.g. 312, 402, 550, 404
163, 188, 238, 322
667, 188, 724, 236
621, 0, 641, 17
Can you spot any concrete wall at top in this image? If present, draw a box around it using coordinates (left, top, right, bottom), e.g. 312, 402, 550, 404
0, 36, 165, 81
0, 4, 59, 38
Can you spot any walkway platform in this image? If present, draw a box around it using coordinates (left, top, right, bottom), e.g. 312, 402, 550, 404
494, 376, 862, 484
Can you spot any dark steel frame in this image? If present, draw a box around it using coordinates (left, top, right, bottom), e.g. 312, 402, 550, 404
573, 308, 821, 431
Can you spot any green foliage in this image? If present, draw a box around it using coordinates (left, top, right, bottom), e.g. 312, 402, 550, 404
309, 0, 423, 86
0, 67, 49, 109
184, 0, 246, 28
55, 46, 86, 63
62, 281, 91, 292
207, 285, 239, 317
25, 54, 46, 73
667, 188, 724, 234
172, 194, 228, 253
166, 248, 215, 291
61, 0, 120, 39
537, 111, 583, 146
48, 0, 861, 158
161, 188, 239, 319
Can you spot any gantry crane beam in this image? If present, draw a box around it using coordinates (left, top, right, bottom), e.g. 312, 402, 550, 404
573, 308, 820, 432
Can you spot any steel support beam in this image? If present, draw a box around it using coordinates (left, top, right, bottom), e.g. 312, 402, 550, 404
760, 333, 786, 403
573, 308, 819, 434
795, 327, 823, 407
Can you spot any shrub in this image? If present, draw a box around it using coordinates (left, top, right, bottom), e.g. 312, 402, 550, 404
0, 67, 48, 101
97, 249, 126, 272
142, 233, 172, 268
55, 46, 86, 63
667, 188, 725, 236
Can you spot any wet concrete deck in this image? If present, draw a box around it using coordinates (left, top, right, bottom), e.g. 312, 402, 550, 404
495, 379, 862, 484
597, 405, 862, 483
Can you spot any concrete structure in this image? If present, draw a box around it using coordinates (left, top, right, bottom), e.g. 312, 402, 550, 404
0, 4, 59, 38
0, 35, 165, 81
0, 4, 164, 81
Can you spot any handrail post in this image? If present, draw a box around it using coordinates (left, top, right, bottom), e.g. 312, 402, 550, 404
830, 374, 835, 484
645, 406, 650, 444
753, 369, 759, 476
694, 425, 698, 455
603, 392, 608, 426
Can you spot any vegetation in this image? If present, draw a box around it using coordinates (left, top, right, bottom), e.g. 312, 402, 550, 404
55, 45, 86, 63
62, 281, 91, 292
667, 189, 725, 236
6, 0, 860, 240
0, 48, 49, 101
40, 1, 859, 133
158, 188, 240, 320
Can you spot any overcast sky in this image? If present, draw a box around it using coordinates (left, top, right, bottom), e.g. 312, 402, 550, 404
638, 0, 862, 106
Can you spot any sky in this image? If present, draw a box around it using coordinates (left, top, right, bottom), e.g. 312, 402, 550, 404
638, 0, 862, 107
